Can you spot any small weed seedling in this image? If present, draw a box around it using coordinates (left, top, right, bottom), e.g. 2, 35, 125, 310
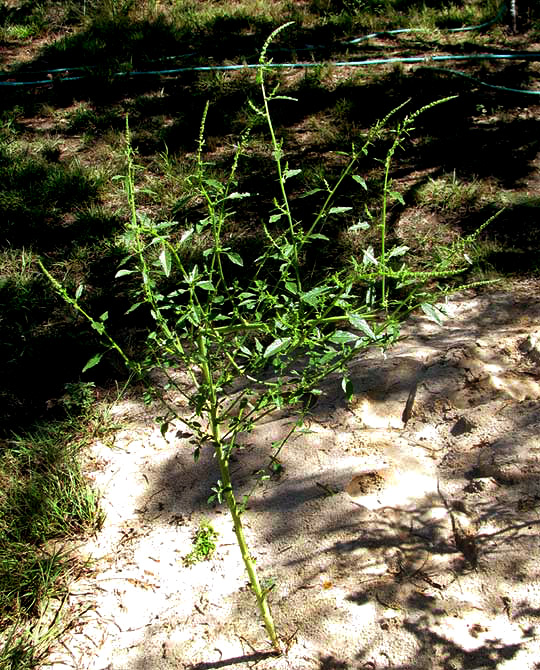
183, 520, 219, 566
40, 24, 488, 653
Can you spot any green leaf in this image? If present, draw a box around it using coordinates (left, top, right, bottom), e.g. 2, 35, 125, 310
363, 246, 378, 266
329, 330, 359, 344
328, 206, 353, 215
75, 284, 84, 299
389, 190, 405, 206
349, 221, 370, 232
348, 314, 376, 339
352, 174, 368, 190
188, 309, 201, 326
284, 281, 299, 295
301, 286, 329, 307
204, 178, 224, 192
421, 302, 446, 325
159, 247, 172, 277
387, 245, 410, 259
91, 321, 105, 335
284, 168, 301, 180
180, 228, 193, 244
225, 251, 243, 266
226, 192, 251, 200
282, 243, 294, 258
269, 213, 283, 223
298, 188, 323, 199
125, 301, 143, 315
115, 269, 135, 278
263, 337, 291, 359
196, 280, 214, 291
341, 375, 354, 402
100, 311, 108, 321
82, 352, 104, 373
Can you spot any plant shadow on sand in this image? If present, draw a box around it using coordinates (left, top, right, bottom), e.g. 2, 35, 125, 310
89, 287, 540, 669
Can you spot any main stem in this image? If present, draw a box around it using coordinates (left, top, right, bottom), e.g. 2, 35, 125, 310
198, 335, 280, 651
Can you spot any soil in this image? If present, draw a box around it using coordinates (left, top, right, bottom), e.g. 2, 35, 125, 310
47, 280, 540, 670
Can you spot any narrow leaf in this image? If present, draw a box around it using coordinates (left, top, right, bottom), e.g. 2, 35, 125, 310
226, 192, 251, 200
341, 376, 354, 403
285, 281, 299, 296
205, 178, 224, 192
125, 301, 143, 315
298, 188, 323, 199
180, 228, 193, 244
82, 352, 104, 373
352, 174, 368, 190
328, 206, 353, 215
421, 302, 446, 325
301, 287, 329, 307
159, 247, 172, 277
263, 337, 291, 359
196, 280, 214, 291
115, 269, 135, 278
75, 284, 84, 299
329, 330, 359, 344
225, 251, 243, 266
363, 246, 378, 266
348, 314, 376, 339
389, 190, 405, 206
387, 245, 410, 259
349, 221, 370, 232
284, 168, 301, 180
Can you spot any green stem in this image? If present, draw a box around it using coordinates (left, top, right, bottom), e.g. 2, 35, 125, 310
37, 259, 133, 370
380, 150, 391, 311
197, 334, 280, 651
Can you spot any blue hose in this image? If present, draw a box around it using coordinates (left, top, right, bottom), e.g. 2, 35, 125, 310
2, 2, 536, 94
348, 1, 508, 43
3, 52, 540, 96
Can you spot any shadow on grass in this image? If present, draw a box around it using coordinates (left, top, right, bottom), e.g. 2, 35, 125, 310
0, 136, 131, 433
2, 4, 540, 425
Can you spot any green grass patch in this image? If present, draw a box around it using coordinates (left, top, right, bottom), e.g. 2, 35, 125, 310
0, 388, 113, 666
0, 413, 106, 617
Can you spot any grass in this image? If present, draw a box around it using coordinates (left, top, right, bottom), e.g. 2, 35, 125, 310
0, 388, 112, 667
2, 0, 540, 662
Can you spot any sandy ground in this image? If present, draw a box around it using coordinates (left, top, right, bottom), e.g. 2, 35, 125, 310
47, 280, 540, 670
